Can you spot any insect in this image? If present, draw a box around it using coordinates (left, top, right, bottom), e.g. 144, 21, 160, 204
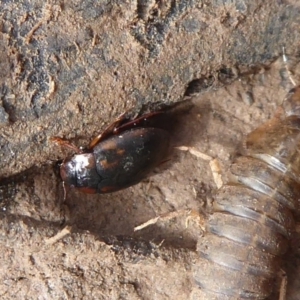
193, 86, 300, 299
52, 101, 191, 194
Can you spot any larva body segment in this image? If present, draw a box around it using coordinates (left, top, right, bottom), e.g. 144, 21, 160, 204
193, 87, 300, 299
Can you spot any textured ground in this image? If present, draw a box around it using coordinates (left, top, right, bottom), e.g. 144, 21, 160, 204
1, 1, 300, 299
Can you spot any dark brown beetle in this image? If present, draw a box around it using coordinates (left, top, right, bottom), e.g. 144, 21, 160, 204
52, 101, 191, 194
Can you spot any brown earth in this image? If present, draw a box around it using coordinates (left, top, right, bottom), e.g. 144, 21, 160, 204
1, 1, 300, 299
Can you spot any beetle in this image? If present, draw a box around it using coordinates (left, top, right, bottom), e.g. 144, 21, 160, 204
52, 101, 191, 194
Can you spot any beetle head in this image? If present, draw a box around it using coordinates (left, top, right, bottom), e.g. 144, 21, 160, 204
60, 157, 77, 188
60, 153, 101, 193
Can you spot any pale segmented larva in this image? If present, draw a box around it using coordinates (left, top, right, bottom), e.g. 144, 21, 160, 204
193, 87, 300, 299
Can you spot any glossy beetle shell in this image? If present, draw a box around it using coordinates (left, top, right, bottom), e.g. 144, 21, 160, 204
61, 127, 170, 193
54, 100, 193, 194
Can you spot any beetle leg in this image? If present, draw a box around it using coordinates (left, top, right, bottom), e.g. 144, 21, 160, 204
89, 110, 165, 149
113, 111, 164, 134
114, 100, 193, 133
278, 269, 287, 300
88, 112, 129, 149
62, 181, 67, 201
134, 209, 206, 232
176, 146, 223, 188
50, 137, 82, 153
175, 146, 212, 161
44, 225, 72, 246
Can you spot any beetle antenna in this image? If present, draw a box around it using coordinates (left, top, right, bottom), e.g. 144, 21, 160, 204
50, 137, 82, 154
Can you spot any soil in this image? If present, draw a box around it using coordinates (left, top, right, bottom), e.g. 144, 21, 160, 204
1, 1, 300, 299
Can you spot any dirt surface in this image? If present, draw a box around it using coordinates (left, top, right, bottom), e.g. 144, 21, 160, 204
1, 1, 300, 299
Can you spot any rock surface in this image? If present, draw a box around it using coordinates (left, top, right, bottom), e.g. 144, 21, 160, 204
1, 1, 300, 299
